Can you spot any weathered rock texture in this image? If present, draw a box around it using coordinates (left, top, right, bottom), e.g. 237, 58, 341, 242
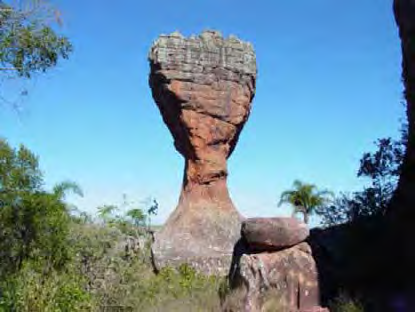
227, 218, 326, 312
148, 30, 256, 275
242, 217, 310, 252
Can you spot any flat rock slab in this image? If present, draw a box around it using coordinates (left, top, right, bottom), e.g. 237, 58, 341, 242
241, 217, 309, 251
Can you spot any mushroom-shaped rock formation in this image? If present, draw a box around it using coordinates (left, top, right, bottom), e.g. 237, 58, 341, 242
148, 30, 257, 275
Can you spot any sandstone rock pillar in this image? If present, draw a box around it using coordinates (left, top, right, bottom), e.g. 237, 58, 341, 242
148, 30, 256, 275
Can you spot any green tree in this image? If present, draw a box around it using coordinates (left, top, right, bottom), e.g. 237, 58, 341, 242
126, 207, 146, 227
317, 132, 406, 227
278, 180, 333, 224
0, 0, 72, 107
0, 0, 72, 78
0, 139, 82, 275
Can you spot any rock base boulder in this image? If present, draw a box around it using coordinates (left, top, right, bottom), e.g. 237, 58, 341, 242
225, 218, 327, 311
242, 217, 310, 252
152, 204, 242, 276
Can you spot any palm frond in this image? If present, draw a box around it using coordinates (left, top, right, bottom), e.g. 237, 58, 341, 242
53, 180, 83, 199
278, 180, 334, 223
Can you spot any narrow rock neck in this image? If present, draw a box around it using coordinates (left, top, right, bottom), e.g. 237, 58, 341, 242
177, 158, 235, 209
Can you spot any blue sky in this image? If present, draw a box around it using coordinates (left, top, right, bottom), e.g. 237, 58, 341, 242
0, 0, 405, 225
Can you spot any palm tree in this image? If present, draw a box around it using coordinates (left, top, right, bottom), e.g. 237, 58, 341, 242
278, 180, 333, 224
97, 204, 117, 223
53, 180, 84, 200
52, 180, 84, 214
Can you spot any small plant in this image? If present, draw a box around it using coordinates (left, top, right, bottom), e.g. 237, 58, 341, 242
329, 293, 364, 312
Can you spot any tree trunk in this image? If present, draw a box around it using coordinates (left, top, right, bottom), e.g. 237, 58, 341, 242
303, 212, 309, 224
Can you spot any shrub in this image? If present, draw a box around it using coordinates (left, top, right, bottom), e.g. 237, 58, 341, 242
329, 293, 364, 312
0, 262, 91, 311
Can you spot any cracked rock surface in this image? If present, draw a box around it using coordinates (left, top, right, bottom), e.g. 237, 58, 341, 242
148, 30, 256, 275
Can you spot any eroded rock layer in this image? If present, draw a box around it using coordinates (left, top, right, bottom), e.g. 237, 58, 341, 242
148, 30, 256, 275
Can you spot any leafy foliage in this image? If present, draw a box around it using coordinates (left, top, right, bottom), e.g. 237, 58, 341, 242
0, 139, 89, 310
0, 139, 81, 274
97, 204, 118, 223
146, 198, 158, 229
68, 222, 223, 312
0, 262, 92, 311
278, 180, 333, 223
318, 134, 406, 227
0, 140, 223, 311
329, 293, 364, 312
126, 207, 146, 227
0, 0, 72, 78
96, 195, 159, 237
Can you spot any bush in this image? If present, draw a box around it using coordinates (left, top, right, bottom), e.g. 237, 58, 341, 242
329, 293, 364, 312
0, 262, 91, 311
0, 140, 224, 311
68, 222, 223, 311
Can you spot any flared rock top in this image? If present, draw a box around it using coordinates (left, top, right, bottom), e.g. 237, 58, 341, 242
148, 30, 257, 84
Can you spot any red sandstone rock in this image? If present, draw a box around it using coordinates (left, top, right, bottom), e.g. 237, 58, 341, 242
229, 243, 325, 312
148, 30, 256, 275
242, 217, 309, 251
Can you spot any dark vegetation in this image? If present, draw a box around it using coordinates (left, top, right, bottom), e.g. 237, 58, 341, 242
308, 125, 408, 310
317, 126, 406, 227
276, 123, 407, 310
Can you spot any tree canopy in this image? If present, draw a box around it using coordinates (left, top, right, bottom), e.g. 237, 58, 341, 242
0, 0, 72, 79
317, 131, 406, 227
